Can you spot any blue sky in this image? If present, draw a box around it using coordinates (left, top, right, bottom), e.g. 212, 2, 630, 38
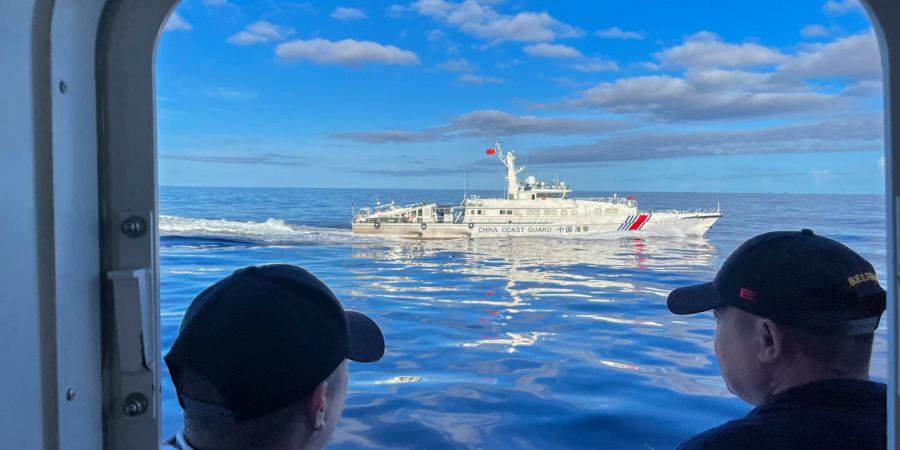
157, 0, 884, 193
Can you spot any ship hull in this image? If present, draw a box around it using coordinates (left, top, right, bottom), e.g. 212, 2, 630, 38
352, 212, 720, 239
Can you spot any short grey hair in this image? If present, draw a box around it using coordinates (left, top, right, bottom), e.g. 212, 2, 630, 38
782, 326, 875, 375
179, 367, 308, 450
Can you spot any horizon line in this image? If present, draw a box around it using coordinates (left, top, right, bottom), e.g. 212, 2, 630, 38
159, 185, 886, 196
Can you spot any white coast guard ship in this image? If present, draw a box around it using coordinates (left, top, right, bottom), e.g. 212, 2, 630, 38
352, 143, 721, 239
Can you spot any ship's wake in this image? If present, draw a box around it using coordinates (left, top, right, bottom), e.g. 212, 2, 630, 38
160, 215, 382, 247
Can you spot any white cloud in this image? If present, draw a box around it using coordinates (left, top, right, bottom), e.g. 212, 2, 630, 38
458, 74, 504, 85
436, 57, 474, 72
521, 44, 617, 72
427, 29, 459, 53
446, 110, 627, 136
595, 27, 643, 40
777, 32, 881, 80
205, 88, 258, 100
844, 80, 883, 96
655, 32, 788, 68
427, 29, 447, 42
387, 4, 407, 17
556, 32, 882, 122
572, 58, 619, 72
562, 70, 840, 121
553, 77, 591, 89
800, 24, 831, 38
164, 12, 192, 32
523, 115, 883, 164
410, 0, 582, 43
332, 6, 368, 21
203, 0, 231, 6
228, 21, 294, 45
879, 156, 885, 169
161, 152, 306, 166
329, 109, 631, 143
823, 0, 862, 15
333, 130, 431, 144
523, 43, 582, 59
276, 39, 420, 66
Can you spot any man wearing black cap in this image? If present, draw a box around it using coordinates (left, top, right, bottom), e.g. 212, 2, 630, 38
668, 229, 886, 450
163, 264, 386, 450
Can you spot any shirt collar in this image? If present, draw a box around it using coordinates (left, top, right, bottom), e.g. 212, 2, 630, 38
163, 430, 197, 450
750, 378, 886, 416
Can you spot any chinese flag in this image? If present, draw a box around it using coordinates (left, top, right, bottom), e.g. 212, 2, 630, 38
486, 147, 496, 155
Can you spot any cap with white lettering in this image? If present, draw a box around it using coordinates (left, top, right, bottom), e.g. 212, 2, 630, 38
667, 229, 886, 335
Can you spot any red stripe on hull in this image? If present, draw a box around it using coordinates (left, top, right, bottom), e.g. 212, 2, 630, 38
628, 214, 649, 231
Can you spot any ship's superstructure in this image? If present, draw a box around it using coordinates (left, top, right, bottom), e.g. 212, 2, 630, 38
352, 143, 721, 239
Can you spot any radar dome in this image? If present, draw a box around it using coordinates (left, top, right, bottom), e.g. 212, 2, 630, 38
525, 175, 537, 185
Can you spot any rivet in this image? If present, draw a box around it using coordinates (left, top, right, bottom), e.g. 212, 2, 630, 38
58, 81, 68, 94
65, 388, 75, 401
121, 216, 147, 238
123, 393, 148, 417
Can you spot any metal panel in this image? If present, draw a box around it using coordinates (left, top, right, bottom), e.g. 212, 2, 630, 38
0, 1, 51, 448
864, 1, 900, 448
1, 0, 108, 448
96, 0, 177, 447
50, 1, 107, 448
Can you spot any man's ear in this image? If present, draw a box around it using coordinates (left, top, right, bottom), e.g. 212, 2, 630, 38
757, 318, 784, 363
305, 381, 328, 430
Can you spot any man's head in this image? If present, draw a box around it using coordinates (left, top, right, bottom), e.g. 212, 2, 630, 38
165, 264, 385, 450
667, 229, 885, 405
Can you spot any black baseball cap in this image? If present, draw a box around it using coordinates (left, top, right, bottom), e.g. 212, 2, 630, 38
164, 264, 385, 422
667, 229, 886, 336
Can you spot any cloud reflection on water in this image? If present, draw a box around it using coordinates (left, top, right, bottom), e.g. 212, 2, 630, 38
336, 235, 733, 446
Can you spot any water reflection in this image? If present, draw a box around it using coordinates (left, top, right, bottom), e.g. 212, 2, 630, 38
338, 234, 731, 447
159, 189, 888, 449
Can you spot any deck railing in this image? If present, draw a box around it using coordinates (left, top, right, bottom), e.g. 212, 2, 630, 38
576, 196, 637, 206
650, 208, 722, 216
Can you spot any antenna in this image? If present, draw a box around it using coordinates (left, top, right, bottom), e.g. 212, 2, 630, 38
461, 162, 468, 207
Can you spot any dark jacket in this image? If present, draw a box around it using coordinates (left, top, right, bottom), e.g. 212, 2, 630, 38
678, 379, 886, 450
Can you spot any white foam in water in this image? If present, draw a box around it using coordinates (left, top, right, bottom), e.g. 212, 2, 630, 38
159, 215, 383, 245
160, 215, 295, 236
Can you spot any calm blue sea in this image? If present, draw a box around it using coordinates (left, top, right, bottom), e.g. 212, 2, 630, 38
159, 187, 887, 449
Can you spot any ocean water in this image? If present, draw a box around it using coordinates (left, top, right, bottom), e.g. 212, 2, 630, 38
159, 187, 888, 449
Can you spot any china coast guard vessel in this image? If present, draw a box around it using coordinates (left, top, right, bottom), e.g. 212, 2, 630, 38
352, 143, 721, 239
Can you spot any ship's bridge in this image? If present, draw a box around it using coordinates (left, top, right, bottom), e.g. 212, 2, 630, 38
518, 175, 572, 200
493, 142, 573, 200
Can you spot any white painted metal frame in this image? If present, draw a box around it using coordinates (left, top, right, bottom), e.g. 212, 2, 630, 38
867, 1, 900, 448
0, 0, 897, 449
96, 0, 179, 447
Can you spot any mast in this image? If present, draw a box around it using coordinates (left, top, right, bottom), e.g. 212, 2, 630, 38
495, 141, 525, 200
